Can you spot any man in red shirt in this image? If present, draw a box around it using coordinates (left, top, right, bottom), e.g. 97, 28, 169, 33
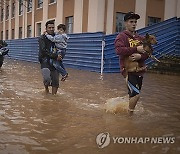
114, 12, 149, 115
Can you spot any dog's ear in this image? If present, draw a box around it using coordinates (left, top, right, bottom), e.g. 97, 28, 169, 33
145, 33, 150, 39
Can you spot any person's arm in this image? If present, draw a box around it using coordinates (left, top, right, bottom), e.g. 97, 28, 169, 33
38, 36, 57, 59
129, 52, 149, 62
114, 34, 137, 57
46, 34, 64, 43
0, 48, 9, 56
62, 33, 68, 42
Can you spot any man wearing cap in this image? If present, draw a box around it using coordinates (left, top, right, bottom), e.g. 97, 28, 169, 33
114, 12, 149, 115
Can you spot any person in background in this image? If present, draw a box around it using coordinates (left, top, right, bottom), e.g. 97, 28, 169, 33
46, 24, 68, 81
0, 40, 9, 68
114, 12, 149, 115
38, 20, 62, 95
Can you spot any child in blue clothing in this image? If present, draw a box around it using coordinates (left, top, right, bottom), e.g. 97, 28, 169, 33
46, 24, 68, 81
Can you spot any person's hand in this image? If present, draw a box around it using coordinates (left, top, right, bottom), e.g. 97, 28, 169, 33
129, 53, 141, 61
57, 54, 62, 61
137, 45, 145, 54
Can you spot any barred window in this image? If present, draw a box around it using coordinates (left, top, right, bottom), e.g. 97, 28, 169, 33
116, 12, 126, 32
65, 16, 73, 34
12, 29, 15, 39
27, 0, 32, 12
1, 31, 3, 40
6, 5, 9, 20
1, 8, 4, 21
6, 30, 8, 40
19, 27, 22, 39
37, 23, 41, 36
148, 16, 161, 26
19, 0, 23, 15
38, 0, 43, 8
27, 25, 32, 37
12, 2, 15, 18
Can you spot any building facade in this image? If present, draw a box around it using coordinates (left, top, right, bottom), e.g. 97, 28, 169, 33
0, 0, 179, 40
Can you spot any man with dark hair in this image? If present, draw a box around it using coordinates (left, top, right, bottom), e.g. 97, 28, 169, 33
0, 40, 8, 48
38, 20, 62, 95
114, 12, 149, 115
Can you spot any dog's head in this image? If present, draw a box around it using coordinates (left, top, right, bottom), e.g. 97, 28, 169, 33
143, 33, 157, 54
145, 33, 157, 45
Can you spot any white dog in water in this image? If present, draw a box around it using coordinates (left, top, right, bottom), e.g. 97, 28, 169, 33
105, 96, 129, 114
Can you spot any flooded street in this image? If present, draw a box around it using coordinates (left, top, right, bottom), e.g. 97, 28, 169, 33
0, 59, 180, 154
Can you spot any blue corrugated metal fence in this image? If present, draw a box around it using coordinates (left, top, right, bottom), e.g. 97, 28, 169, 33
103, 17, 180, 73
7, 37, 39, 62
6, 17, 180, 73
64, 32, 104, 72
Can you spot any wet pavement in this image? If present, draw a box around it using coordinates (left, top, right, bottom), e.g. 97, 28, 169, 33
0, 59, 180, 154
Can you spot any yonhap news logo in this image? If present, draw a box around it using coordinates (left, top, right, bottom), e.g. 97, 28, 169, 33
96, 132, 175, 148
96, 132, 111, 148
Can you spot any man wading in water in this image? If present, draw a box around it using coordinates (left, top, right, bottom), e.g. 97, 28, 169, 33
38, 20, 62, 95
114, 12, 149, 115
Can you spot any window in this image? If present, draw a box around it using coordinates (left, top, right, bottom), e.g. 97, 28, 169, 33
37, 23, 41, 36
148, 16, 161, 26
6, 5, 9, 20
116, 12, 126, 32
38, 0, 43, 8
12, 29, 15, 39
12, 2, 15, 18
1, 31, 3, 40
19, 27, 22, 39
27, 25, 31, 37
19, 0, 23, 15
6, 30, 8, 40
49, 0, 56, 4
1, 8, 4, 21
65, 16, 73, 34
27, 0, 32, 12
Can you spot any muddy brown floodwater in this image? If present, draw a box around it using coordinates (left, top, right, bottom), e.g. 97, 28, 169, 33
0, 59, 180, 154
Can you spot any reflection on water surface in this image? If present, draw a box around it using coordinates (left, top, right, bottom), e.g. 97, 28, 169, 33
0, 59, 179, 154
